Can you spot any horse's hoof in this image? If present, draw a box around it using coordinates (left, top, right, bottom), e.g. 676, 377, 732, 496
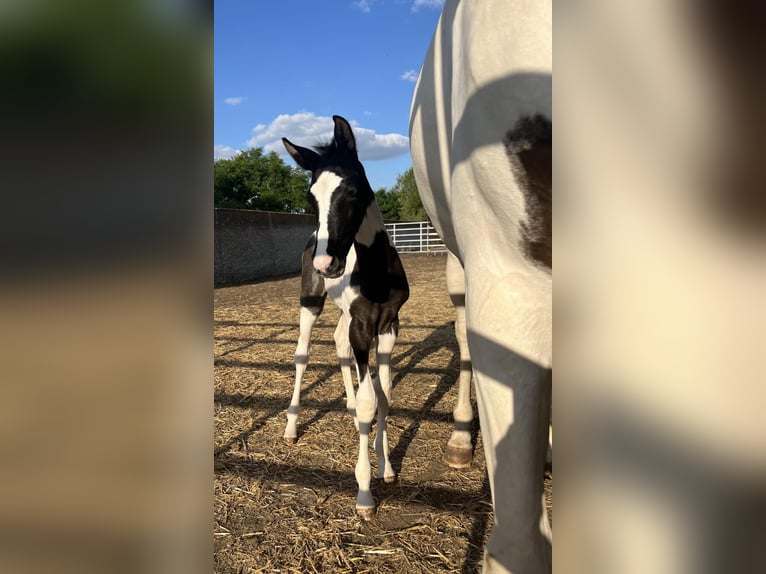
283, 436, 297, 445
356, 506, 376, 521
443, 445, 473, 469
383, 474, 397, 484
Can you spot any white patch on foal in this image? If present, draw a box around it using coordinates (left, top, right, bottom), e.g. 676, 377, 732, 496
309, 171, 343, 271
355, 204, 386, 248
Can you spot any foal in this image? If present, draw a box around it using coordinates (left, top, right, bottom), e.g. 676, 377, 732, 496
281, 115, 409, 519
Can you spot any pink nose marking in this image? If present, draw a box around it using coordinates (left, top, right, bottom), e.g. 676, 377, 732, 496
313, 254, 333, 273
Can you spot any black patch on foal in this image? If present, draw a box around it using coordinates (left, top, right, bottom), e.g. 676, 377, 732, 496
504, 114, 552, 269
298, 233, 327, 314
350, 231, 410, 337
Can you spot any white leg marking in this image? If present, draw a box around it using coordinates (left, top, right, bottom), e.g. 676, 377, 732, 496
375, 329, 397, 482
355, 365, 377, 516
284, 307, 318, 442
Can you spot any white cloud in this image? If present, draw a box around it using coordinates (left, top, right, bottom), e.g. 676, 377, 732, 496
353, 0, 373, 13
214, 145, 241, 160
401, 69, 418, 83
412, 0, 444, 11
363, 110, 373, 116
224, 96, 246, 106
247, 112, 409, 162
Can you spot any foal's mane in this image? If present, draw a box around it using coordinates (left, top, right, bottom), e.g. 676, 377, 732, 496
312, 140, 335, 158
312, 140, 338, 159
312, 139, 362, 173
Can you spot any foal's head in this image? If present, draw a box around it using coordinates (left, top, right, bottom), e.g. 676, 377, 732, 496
282, 115, 375, 278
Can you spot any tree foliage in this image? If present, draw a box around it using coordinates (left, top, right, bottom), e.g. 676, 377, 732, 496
375, 187, 401, 220
214, 148, 310, 212
375, 167, 426, 221
375, 168, 428, 221
214, 153, 426, 222
392, 167, 427, 221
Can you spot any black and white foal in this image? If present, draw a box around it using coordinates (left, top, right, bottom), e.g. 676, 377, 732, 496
281, 115, 409, 520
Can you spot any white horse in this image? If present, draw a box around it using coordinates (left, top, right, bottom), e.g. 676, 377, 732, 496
282, 115, 410, 520
410, 1, 552, 572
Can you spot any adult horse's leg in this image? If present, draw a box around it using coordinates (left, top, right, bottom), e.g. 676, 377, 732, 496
334, 313, 358, 430
374, 319, 398, 484
444, 251, 474, 468
467, 273, 552, 574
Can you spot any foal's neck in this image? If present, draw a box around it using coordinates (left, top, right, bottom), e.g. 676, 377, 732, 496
355, 202, 387, 248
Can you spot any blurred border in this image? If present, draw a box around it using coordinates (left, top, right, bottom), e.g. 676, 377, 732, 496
1, 2, 213, 573
556, 1, 766, 572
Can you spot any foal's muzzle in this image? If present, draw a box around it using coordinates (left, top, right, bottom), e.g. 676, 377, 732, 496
313, 255, 345, 278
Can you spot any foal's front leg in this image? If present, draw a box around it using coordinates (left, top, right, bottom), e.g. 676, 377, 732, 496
349, 316, 377, 520
285, 243, 326, 444
374, 323, 397, 484
284, 306, 321, 443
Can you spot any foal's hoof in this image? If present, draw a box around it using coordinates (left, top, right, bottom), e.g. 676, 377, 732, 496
283, 436, 297, 445
356, 507, 377, 521
383, 474, 397, 484
443, 445, 473, 469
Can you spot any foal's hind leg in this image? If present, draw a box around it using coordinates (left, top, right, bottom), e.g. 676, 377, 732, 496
444, 251, 474, 468
334, 313, 358, 430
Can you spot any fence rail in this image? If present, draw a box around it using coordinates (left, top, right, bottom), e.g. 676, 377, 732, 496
385, 221, 447, 253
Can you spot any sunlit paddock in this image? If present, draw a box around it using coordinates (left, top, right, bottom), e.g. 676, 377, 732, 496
214, 253, 552, 573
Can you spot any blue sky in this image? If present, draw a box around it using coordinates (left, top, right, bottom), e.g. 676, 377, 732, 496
214, 0, 444, 190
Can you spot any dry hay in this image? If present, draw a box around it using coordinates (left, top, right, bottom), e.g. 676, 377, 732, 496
214, 253, 552, 573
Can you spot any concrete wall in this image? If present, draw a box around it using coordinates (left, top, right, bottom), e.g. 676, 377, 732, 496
215, 209, 315, 285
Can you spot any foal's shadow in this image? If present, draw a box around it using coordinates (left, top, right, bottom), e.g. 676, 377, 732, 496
390, 321, 455, 388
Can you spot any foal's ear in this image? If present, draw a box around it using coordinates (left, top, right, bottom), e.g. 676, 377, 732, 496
282, 138, 320, 172
332, 115, 358, 158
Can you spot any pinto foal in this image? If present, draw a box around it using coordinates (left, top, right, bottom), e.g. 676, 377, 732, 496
281, 115, 409, 519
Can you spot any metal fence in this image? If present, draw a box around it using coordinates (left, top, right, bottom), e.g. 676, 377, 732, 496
384, 221, 447, 253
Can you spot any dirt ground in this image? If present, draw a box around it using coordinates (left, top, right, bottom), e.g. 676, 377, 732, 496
214, 253, 551, 573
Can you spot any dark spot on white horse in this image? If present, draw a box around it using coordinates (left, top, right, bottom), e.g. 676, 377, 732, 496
504, 114, 552, 269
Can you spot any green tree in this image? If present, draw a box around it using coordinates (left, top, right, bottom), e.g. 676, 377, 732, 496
391, 167, 426, 221
214, 148, 310, 212
375, 187, 401, 221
